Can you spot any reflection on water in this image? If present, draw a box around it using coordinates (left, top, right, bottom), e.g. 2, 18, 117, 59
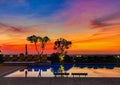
5, 64, 120, 77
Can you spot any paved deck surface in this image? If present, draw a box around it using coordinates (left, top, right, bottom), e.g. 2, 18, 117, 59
0, 64, 25, 77
0, 77, 120, 85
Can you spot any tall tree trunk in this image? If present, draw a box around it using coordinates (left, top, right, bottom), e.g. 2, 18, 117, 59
40, 47, 44, 62
40, 43, 45, 56
41, 48, 44, 56
35, 43, 39, 55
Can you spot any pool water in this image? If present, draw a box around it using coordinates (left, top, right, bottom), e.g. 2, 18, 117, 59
5, 64, 120, 77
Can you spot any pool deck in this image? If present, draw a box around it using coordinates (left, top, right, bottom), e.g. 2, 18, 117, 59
0, 64, 26, 77
0, 64, 120, 85
0, 77, 120, 85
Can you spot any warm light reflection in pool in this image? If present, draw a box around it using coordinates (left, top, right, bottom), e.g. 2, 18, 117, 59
5, 67, 120, 77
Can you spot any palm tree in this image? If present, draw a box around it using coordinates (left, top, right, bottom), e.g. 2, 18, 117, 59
38, 36, 50, 56
54, 38, 72, 54
54, 38, 72, 63
27, 35, 39, 55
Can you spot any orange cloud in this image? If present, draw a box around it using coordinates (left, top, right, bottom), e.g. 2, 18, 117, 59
0, 21, 120, 54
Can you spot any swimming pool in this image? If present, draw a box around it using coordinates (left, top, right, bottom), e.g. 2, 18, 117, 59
5, 64, 120, 77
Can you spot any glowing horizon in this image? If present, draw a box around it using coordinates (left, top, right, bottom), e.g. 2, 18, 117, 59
0, 0, 120, 54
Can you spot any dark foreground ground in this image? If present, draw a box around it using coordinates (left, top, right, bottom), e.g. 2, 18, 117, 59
0, 77, 120, 85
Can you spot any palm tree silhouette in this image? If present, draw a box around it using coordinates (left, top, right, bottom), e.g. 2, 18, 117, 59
27, 35, 39, 55
54, 38, 72, 54
54, 38, 72, 63
38, 36, 50, 56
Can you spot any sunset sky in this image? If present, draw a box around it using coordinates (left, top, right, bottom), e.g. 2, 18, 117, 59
0, 0, 120, 54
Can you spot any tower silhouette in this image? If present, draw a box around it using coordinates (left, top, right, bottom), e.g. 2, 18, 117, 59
25, 44, 28, 56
